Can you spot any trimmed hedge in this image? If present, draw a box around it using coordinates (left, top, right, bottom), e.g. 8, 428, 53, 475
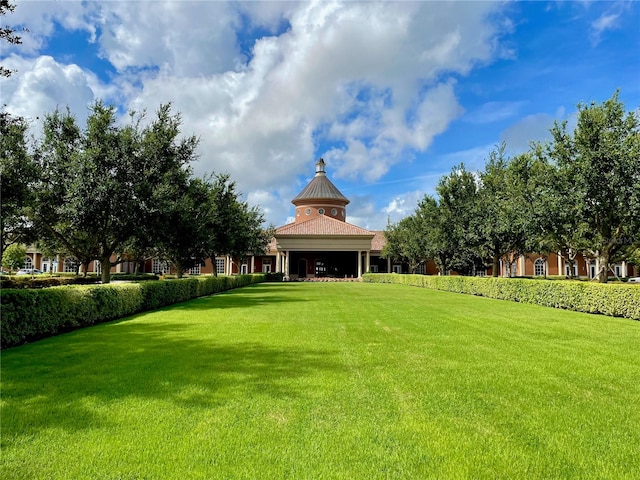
1, 274, 266, 348
362, 273, 640, 321
0, 275, 101, 289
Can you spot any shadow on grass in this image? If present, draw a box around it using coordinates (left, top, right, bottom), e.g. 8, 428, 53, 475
1, 309, 342, 446
171, 282, 310, 311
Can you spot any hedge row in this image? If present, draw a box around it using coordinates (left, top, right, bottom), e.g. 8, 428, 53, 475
362, 273, 640, 321
0, 274, 266, 348
0, 275, 102, 289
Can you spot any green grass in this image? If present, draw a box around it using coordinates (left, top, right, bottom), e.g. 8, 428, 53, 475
2, 282, 639, 479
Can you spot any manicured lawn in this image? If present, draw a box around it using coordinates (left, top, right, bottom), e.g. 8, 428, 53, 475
2, 282, 639, 479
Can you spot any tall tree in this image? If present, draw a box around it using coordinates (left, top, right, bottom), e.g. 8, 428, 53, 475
546, 91, 640, 282
201, 174, 272, 274
381, 214, 428, 274
0, 111, 36, 259
153, 177, 210, 278
435, 164, 483, 275
32, 102, 199, 283
475, 146, 542, 277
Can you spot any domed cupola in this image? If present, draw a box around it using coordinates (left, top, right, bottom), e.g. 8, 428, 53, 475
292, 159, 350, 223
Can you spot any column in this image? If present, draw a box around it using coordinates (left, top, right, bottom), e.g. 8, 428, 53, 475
357, 250, 362, 278
387, 258, 391, 273
284, 250, 289, 277
365, 251, 370, 273
557, 252, 563, 276
276, 251, 281, 273
519, 255, 525, 277
251, 256, 255, 274
622, 261, 627, 278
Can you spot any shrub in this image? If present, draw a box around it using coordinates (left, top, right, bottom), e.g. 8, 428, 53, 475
1, 274, 266, 348
362, 273, 640, 321
0, 276, 101, 289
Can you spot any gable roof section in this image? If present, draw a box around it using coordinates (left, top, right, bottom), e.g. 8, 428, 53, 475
276, 215, 374, 237
370, 230, 386, 252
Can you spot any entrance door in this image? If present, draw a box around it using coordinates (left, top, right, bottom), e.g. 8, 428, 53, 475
315, 258, 327, 277
298, 259, 307, 278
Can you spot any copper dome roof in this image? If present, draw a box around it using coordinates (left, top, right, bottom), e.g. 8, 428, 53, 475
292, 159, 350, 206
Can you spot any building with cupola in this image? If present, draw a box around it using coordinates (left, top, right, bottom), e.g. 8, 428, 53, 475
268, 158, 387, 279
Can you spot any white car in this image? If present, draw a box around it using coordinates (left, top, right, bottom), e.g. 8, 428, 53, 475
628, 277, 640, 283
16, 268, 43, 275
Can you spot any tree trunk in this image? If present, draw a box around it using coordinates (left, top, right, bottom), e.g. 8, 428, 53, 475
175, 261, 183, 279
82, 260, 90, 277
597, 251, 610, 283
100, 257, 111, 283
492, 255, 499, 277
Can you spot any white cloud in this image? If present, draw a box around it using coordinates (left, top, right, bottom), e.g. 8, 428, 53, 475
2, 0, 510, 226
589, 2, 629, 46
0, 55, 113, 135
500, 113, 556, 153
380, 190, 425, 226
463, 101, 526, 124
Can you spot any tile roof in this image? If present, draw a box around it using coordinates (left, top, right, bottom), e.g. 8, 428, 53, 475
276, 215, 374, 237
370, 230, 386, 252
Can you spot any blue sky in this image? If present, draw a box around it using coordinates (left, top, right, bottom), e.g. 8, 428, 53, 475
2, 1, 639, 230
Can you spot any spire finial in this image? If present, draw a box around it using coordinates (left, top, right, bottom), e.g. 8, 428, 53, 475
315, 158, 326, 176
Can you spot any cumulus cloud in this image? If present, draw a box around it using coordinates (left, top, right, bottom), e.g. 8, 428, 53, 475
2, 0, 510, 228
499, 113, 556, 153
380, 190, 426, 226
1, 55, 113, 134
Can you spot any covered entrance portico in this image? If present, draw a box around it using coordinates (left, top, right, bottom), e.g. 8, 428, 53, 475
273, 216, 374, 279
276, 250, 371, 279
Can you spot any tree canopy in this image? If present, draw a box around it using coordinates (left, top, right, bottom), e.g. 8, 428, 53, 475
383, 91, 639, 282
0, 100, 271, 282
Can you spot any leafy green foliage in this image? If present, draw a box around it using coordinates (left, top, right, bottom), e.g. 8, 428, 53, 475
544, 91, 640, 282
363, 273, 640, 320
1, 242, 25, 270
0, 274, 266, 348
0, 112, 36, 258
32, 102, 200, 283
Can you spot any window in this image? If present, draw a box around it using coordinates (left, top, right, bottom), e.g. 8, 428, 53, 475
296, 209, 300, 216
262, 264, 271, 273
534, 258, 546, 276
305, 208, 311, 215
565, 264, 578, 277
341, 210, 345, 217
416, 263, 426, 275
615, 265, 622, 277
331, 208, 337, 216
189, 264, 201, 275
318, 208, 325, 215
152, 258, 170, 274
370, 264, 378, 273
241, 264, 248, 275
24, 256, 33, 269
64, 258, 77, 273
393, 264, 402, 274
215, 258, 226, 275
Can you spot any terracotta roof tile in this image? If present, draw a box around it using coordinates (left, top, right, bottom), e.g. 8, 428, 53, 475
276, 215, 374, 237
370, 230, 386, 252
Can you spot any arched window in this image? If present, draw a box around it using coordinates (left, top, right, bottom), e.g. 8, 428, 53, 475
24, 256, 33, 269
534, 258, 546, 276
